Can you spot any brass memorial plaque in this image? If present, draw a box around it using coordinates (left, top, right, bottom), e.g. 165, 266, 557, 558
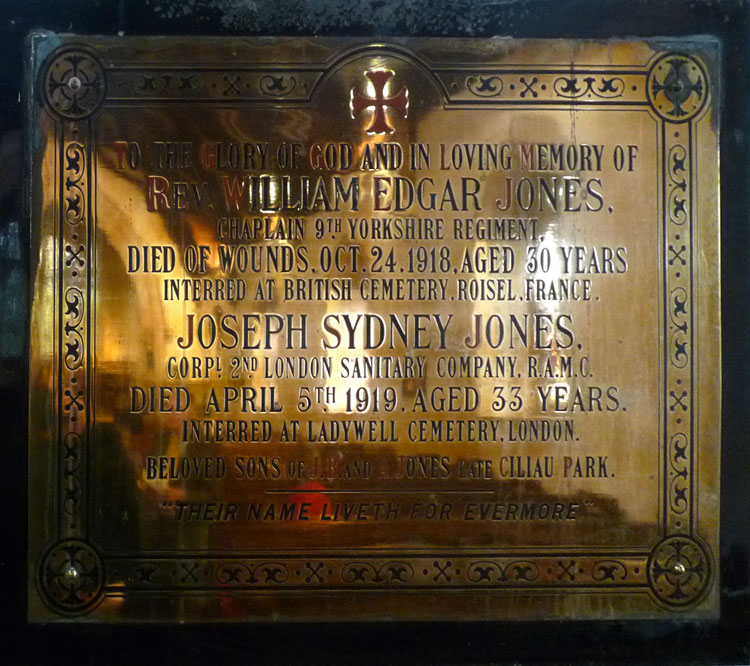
28, 36, 720, 622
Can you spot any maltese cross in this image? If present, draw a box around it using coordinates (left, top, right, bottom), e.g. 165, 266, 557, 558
350, 69, 408, 134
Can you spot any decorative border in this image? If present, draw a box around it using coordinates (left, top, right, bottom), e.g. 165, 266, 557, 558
649, 52, 712, 609
107, 63, 647, 107
110, 553, 648, 590
36, 43, 713, 616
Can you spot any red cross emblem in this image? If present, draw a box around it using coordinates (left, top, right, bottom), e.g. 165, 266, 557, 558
350, 69, 408, 135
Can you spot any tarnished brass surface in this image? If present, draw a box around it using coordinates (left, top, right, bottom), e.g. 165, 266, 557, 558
28, 36, 720, 621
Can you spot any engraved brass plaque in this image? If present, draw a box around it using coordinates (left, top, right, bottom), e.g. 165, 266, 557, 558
28, 36, 720, 621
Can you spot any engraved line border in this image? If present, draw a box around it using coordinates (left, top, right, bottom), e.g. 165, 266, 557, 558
42, 47, 710, 608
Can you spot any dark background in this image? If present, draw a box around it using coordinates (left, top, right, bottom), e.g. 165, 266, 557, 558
2, 1, 748, 664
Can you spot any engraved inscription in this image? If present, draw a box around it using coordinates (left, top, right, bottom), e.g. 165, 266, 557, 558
29, 36, 720, 622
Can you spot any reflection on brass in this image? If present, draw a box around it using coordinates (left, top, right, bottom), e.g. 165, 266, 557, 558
28, 36, 720, 621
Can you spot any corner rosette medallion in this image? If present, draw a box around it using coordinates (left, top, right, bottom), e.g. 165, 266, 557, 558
38, 540, 104, 615
43, 47, 106, 120
647, 53, 708, 122
647, 535, 711, 609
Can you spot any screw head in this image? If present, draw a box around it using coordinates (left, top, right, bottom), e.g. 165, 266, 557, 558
62, 565, 79, 583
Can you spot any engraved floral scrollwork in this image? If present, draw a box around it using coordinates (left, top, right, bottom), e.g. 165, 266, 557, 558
669, 286, 689, 369
467, 560, 539, 583
215, 562, 289, 585
259, 562, 289, 583
259, 74, 297, 97
504, 560, 539, 582
466, 75, 503, 97
128, 563, 164, 586
61, 433, 82, 518
341, 561, 414, 584
669, 331, 688, 369
648, 536, 710, 608
39, 540, 103, 614
134, 74, 173, 95
668, 433, 689, 515
132, 73, 202, 95
667, 144, 688, 225
467, 560, 503, 582
217, 563, 254, 584
64, 142, 86, 225
592, 560, 628, 582
63, 287, 84, 371
553, 76, 624, 99
647, 53, 707, 122
44, 49, 105, 119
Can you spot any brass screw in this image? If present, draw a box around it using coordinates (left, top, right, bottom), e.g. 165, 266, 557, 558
62, 565, 79, 583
